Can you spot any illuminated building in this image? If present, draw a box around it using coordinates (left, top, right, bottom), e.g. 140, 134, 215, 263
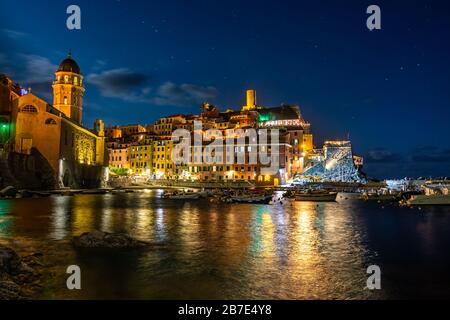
115, 124, 146, 136
297, 140, 364, 183
172, 129, 292, 186
130, 144, 152, 174
105, 126, 123, 139
0, 75, 21, 146
152, 138, 175, 178
0, 55, 108, 188
241, 89, 260, 111
108, 141, 130, 169
105, 89, 314, 186
52, 54, 85, 125
152, 115, 192, 135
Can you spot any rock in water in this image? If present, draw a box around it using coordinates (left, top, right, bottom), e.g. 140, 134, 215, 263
73, 230, 150, 249
0, 246, 22, 275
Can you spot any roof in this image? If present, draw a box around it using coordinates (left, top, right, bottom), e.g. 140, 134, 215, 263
258, 105, 301, 121
57, 54, 81, 74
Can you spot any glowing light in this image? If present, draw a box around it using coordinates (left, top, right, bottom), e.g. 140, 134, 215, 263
325, 159, 337, 170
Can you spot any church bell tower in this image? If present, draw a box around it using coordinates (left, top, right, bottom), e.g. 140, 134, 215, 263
52, 53, 85, 124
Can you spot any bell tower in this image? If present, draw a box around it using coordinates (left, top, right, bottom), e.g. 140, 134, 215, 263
52, 53, 85, 124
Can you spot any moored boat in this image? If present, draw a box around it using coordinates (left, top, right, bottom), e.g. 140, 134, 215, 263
167, 193, 201, 200
229, 194, 273, 204
361, 192, 397, 202
403, 183, 450, 206
295, 191, 337, 202
162, 190, 203, 200
406, 194, 450, 206
336, 192, 361, 203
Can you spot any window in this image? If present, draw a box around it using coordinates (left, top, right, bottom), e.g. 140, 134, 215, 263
45, 118, 57, 125
74, 77, 78, 86
64, 96, 68, 105
21, 105, 38, 113
64, 75, 69, 83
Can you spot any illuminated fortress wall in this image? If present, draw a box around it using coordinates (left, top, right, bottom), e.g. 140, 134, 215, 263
299, 141, 364, 182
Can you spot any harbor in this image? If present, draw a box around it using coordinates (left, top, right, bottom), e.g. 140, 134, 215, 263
2, 178, 449, 207
1, 0, 449, 303
1, 189, 450, 299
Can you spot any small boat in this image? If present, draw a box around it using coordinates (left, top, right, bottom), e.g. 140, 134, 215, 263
168, 193, 201, 200
361, 192, 397, 202
403, 184, 450, 206
162, 190, 202, 200
336, 192, 361, 203
295, 191, 337, 202
406, 194, 450, 206
229, 194, 273, 204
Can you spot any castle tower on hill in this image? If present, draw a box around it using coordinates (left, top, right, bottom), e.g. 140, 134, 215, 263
242, 89, 260, 111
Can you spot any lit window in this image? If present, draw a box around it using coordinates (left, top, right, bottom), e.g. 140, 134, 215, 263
64, 75, 69, 83
74, 77, 78, 85
64, 96, 68, 105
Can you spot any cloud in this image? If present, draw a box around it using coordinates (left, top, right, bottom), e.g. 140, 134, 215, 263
19, 54, 57, 82
17, 54, 58, 100
409, 146, 450, 163
86, 68, 150, 102
1, 29, 27, 39
87, 69, 218, 107
153, 82, 218, 106
363, 146, 450, 179
3, 54, 219, 108
92, 59, 108, 71
0, 52, 14, 76
365, 148, 403, 163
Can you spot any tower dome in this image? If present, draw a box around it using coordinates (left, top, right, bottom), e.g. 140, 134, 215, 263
57, 53, 81, 74
53, 53, 85, 124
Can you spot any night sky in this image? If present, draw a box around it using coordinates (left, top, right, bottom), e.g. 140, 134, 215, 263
1, 0, 449, 178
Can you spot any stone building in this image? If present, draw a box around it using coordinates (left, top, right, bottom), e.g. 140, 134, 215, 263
0, 54, 108, 189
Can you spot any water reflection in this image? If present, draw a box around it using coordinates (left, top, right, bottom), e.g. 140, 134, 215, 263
50, 196, 71, 240
0, 200, 13, 237
1, 192, 450, 299
155, 207, 166, 242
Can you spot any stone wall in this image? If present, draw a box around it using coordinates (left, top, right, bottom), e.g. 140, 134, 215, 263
0, 149, 56, 189
0, 149, 106, 190
59, 159, 105, 189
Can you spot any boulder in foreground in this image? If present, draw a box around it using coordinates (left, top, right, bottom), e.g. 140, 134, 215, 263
0, 246, 45, 300
73, 230, 150, 249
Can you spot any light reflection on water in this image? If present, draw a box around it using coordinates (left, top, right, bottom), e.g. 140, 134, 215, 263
1, 191, 450, 299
